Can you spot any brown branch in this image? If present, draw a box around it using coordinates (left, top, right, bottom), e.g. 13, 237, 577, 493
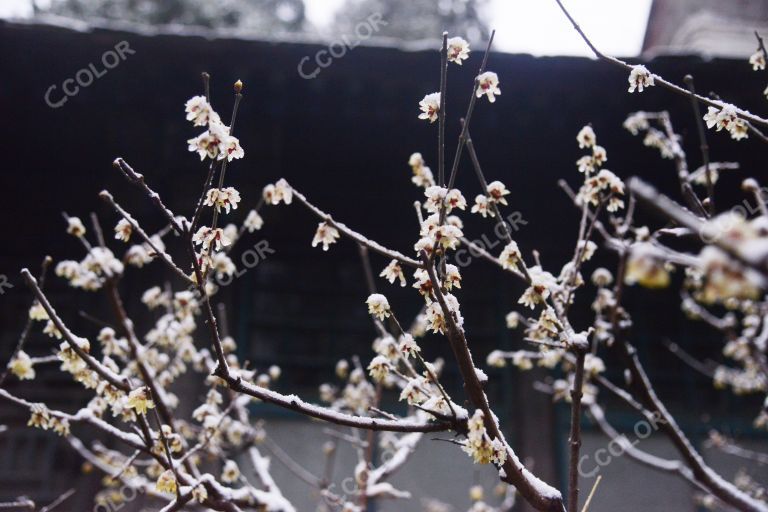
419, 251, 565, 512
683, 75, 714, 214
629, 178, 768, 274
552, 0, 768, 128
445, 30, 496, 191
20, 269, 128, 391
0, 256, 52, 386
99, 190, 193, 284
608, 252, 768, 511
289, 185, 421, 268
438, 32, 448, 187
112, 158, 184, 234
210, 85, 244, 232
567, 349, 586, 512
38, 488, 75, 512
221, 374, 451, 433
190, 160, 219, 236
465, 130, 513, 244
185, 224, 444, 434
0, 499, 34, 510
657, 112, 708, 217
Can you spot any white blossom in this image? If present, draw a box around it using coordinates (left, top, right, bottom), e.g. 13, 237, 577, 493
518, 266, 558, 309
750, 49, 766, 71
444, 264, 462, 290
380, 259, 406, 287
398, 334, 420, 357
576, 155, 595, 174
221, 460, 240, 483
425, 293, 463, 333
591, 268, 613, 287
447, 37, 470, 65
8, 350, 35, 380
399, 379, 427, 405
499, 241, 521, 271
408, 152, 435, 188
185, 95, 220, 126
366, 294, 391, 320
126, 387, 155, 415
624, 243, 670, 289
424, 186, 448, 213
367, 355, 391, 382
475, 72, 501, 103
486, 350, 506, 368
141, 286, 168, 310
66, 216, 86, 237
505, 311, 521, 329
187, 122, 227, 161
204, 187, 241, 214
461, 410, 506, 465
577, 240, 597, 262
192, 227, 231, 252
511, 351, 533, 370
592, 145, 607, 167
413, 268, 433, 298
703, 104, 748, 141
219, 133, 244, 162
244, 209, 264, 232
311, 222, 340, 251
263, 178, 293, 205
471, 194, 493, 217
623, 112, 650, 135
28, 302, 48, 321
627, 65, 654, 93
114, 219, 132, 242
579, 169, 626, 212
418, 92, 441, 123
156, 469, 177, 494
434, 224, 463, 251
445, 189, 467, 211
211, 252, 236, 278
486, 181, 509, 205
576, 125, 596, 149
336, 359, 350, 379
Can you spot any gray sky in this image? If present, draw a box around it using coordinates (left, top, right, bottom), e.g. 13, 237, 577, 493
0, 0, 652, 56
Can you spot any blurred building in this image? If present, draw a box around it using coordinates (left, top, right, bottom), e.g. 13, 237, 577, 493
642, 0, 768, 57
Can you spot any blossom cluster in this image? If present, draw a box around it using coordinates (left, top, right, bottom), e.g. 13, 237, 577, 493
704, 103, 749, 141
186, 95, 245, 162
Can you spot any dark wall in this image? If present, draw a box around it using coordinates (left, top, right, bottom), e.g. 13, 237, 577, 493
0, 19, 767, 505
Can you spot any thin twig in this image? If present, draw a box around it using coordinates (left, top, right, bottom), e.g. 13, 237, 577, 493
552, 0, 768, 128
580, 475, 601, 512
112, 158, 184, 234
39, 488, 76, 512
20, 269, 128, 391
438, 32, 448, 188
683, 75, 714, 215
0, 256, 52, 386
99, 190, 193, 284
567, 349, 586, 512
